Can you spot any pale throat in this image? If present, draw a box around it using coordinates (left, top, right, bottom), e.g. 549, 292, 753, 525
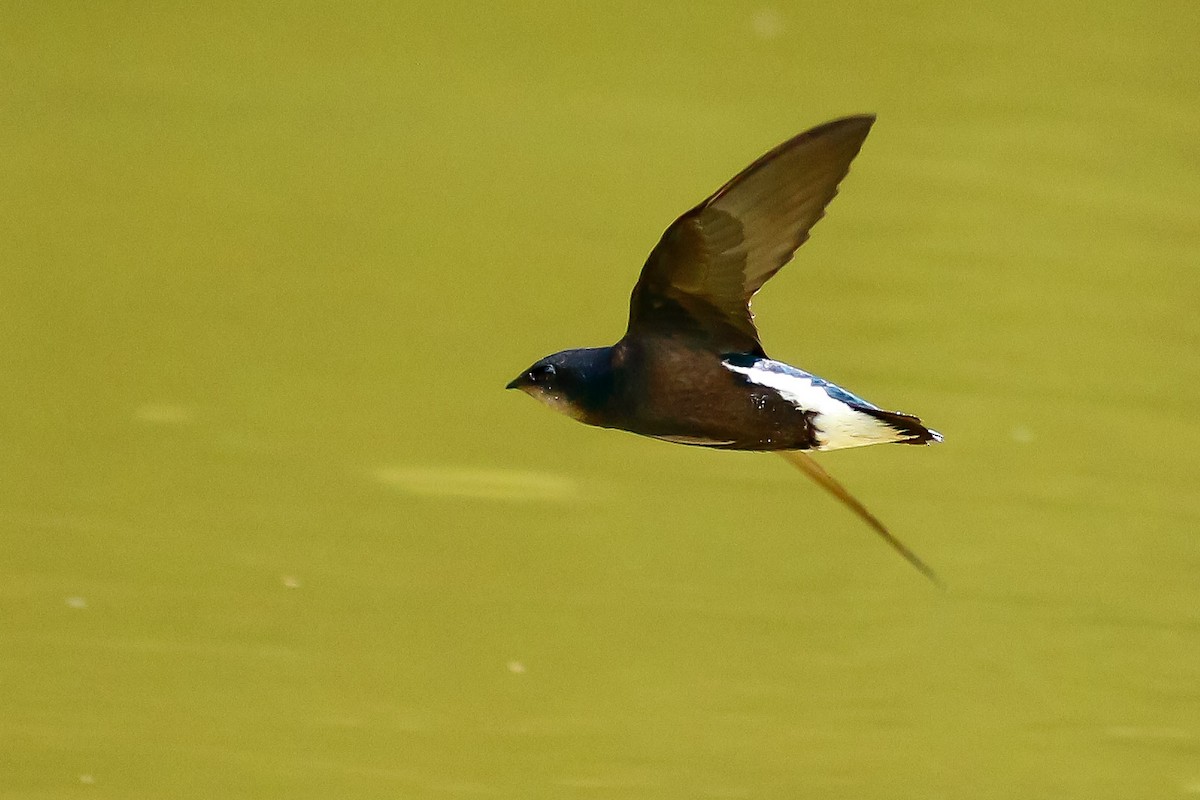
521, 387, 590, 422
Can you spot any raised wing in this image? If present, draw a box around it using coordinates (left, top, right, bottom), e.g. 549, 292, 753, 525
626, 115, 875, 355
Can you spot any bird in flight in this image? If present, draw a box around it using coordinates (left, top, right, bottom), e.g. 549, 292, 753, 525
507, 115, 942, 583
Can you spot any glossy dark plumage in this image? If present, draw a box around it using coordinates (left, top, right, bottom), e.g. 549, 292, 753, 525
507, 115, 943, 583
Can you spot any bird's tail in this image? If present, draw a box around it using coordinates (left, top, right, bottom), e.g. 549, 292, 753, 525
852, 406, 943, 445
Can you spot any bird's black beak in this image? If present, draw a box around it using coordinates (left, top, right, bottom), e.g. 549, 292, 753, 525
505, 373, 528, 390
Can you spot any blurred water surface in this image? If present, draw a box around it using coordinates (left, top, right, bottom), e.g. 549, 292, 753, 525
2, 3, 1199, 798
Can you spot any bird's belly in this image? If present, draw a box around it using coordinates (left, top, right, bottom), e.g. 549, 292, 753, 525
628, 386, 819, 451
605, 340, 820, 450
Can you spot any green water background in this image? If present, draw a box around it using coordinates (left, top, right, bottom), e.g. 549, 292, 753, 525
3, 3, 1198, 797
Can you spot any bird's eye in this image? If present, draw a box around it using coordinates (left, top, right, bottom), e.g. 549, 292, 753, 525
537, 364, 556, 380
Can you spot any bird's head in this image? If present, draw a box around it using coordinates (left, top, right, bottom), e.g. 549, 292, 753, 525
506, 347, 613, 422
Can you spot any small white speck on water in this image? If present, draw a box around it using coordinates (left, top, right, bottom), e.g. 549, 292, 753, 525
750, 8, 785, 39
133, 404, 194, 425
507, 660, 527, 675
79, 774, 95, 785
281, 575, 302, 589
65, 596, 87, 610
1010, 425, 1035, 444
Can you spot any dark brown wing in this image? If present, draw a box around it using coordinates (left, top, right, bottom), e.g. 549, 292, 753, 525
626, 115, 875, 355
777, 451, 942, 586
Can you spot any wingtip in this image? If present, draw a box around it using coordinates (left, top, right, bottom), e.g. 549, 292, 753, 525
835, 112, 876, 128
812, 113, 876, 137
778, 115, 875, 163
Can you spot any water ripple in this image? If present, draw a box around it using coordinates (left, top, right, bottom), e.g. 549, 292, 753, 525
374, 466, 579, 503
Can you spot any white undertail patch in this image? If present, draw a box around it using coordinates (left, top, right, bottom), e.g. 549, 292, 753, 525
723, 358, 902, 451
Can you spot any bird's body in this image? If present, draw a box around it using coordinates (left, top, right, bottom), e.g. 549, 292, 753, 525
539, 339, 812, 449
507, 115, 943, 581
539, 340, 937, 453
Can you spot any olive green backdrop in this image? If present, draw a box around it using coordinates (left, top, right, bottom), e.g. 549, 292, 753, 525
2, 3, 1198, 798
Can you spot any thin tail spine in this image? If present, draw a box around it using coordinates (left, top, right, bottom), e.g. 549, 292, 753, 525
855, 406, 943, 445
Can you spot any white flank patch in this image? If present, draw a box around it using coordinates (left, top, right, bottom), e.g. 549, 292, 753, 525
723, 359, 899, 451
